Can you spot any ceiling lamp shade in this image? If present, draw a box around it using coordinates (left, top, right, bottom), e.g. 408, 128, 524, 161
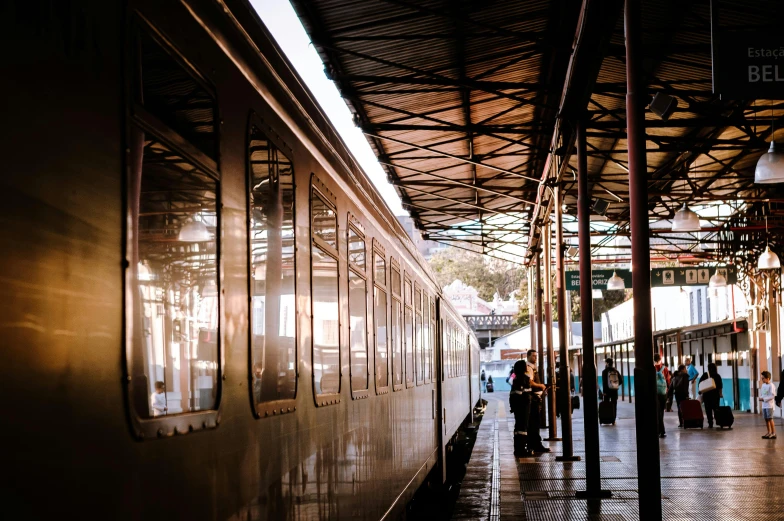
758, 245, 781, 270
606, 271, 626, 291
709, 269, 727, 288
179, 220, 212, 242
754, 141, 784, 184
672, 204, 701, 232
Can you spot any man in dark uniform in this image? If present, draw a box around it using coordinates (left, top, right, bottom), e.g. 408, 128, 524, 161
525, 349, 550, 454
509, 359, 532, 457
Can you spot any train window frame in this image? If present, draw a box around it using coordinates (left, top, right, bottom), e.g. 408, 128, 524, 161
310, 178, 341, 407
403, 272, 414, 389
373, 239, 390, 395
390, 258, 404, 392
347, 215, 370, 400
246, 112, 298, 419
423, 291, 430, 384
414, 283, 423, 386
123, 20, 223, 440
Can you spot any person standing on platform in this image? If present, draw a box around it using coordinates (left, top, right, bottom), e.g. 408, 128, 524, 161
601, 358, 621, 417
662, 362, 673, 411
686, 357, 700, 400
775, 368, 783, 411
481, 369, 487, 393
654, 354, 667, 438
669, 365, 690, 428
699, 363, 723, 429
509, 359, 532, 457
525, 349, 550, 454
760, 371, 777, 439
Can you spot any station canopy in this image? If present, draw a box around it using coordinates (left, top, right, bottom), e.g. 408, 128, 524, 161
291, 0, 784, 274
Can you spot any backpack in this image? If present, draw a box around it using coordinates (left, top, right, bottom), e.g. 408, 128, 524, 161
607, 369, 621, 390
656, 370, 667, 395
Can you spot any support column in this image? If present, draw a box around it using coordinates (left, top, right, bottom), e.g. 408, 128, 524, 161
544, 221, 559, 441
575, 119, 608, 499
536, 253, 546, 426
555, 184, 578, 461
625, 0, 663, 517
529, 266, 536, 353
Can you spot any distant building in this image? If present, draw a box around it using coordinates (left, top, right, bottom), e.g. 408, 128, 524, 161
396, 215, 444, 258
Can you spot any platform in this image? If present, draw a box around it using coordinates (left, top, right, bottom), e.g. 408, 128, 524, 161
454, 392, 784, 521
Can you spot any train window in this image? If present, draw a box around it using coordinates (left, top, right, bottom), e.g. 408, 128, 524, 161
311, 188, 340, 399
404, 276, 414, 387
373, 248, 389, 391
248, 117, 296, 415
391, 261, 403, 390
423, 293, 430, 384
431, 299, 437, 383
126, 25, 220, 439
415, 286, 423, 385
347, 223, 368, 394
312, 193, 337, 249
348, 228, 366, 269
137, 30, 217, 160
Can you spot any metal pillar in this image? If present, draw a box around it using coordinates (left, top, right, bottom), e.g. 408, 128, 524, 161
544, 221, 559, 441
555, 184, 578, 461
574, 120, 607, 499
536, 253, 546, 426
625, 0, 663, 517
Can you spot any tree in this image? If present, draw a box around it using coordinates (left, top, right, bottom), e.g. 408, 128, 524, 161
428, 248, 526, 302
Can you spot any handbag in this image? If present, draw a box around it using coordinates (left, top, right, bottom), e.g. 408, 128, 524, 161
698, 377, 716, 394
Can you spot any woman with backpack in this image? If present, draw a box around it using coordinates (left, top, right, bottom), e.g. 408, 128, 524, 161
654, 354, 667, 438
698, 363, 723, 428
601, 358, 621, 419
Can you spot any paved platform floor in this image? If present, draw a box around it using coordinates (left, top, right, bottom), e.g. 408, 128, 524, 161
453, 392, 784, 521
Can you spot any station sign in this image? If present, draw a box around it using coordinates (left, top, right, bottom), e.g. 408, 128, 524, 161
711, 1, 784, 99
566, 266, 737, 291
565, 270, 632, 291
651, 265, 737, 288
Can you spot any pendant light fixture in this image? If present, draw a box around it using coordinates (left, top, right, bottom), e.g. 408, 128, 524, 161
755, 107, 784, 184
758, 213, 781, 269
606, 271, 625, 290
709, 269, 727, 288
672, 203, 701, 232
179, 218, 212, 242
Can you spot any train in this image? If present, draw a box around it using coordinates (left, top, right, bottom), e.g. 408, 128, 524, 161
1, 0, 481, 519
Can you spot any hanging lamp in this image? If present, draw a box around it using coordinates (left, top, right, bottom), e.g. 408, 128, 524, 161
606, 271, 625, 290
179, 219, 212, 242
758, 214, 781, 269
755, 107, 784, 184
672, 203, 701, 232
709, 269, 727, 288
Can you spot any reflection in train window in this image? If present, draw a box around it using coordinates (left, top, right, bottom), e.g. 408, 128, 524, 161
312, 194, 337, 248
374, 251, 389, 389
127, 136, 219, 419
348, 227, 368, 392
415, 286, 423, 385
348, 228, 365, 269
138, 30, 217, 159
391, 263, 403, 388
248, 120, 296, 408
404, 277, 414, 386
311, 190, 340, 396
423, 292, 430, 383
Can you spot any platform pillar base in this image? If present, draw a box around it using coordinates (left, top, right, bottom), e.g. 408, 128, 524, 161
575, 490, 613, 499
555, 455, 581, 462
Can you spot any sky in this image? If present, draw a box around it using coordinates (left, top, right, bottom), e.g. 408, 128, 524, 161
250, 0, 405, 216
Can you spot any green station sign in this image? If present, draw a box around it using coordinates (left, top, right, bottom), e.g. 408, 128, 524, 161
565, 269, 632, 291
566, 265, 738, 291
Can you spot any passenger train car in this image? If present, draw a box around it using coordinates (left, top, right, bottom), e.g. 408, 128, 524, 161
1, 1, 481, 519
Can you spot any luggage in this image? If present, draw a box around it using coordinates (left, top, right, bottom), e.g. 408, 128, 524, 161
486, 382, 494, 393
607, 369, 621, 390
571, 395, 580, 411
699, 377, 716, 394
681, 399, 703, 429
715, 400, 734, 429
599, 400, 615, 425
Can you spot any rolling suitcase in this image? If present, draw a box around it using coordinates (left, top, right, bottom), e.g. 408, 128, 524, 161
715, 400, 734, 429
681, 399, 704, 429
599, 400, 615, 425
486, 382, 494, 393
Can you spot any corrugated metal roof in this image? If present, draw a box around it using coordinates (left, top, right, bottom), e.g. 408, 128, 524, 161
290, 0, 784, 266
